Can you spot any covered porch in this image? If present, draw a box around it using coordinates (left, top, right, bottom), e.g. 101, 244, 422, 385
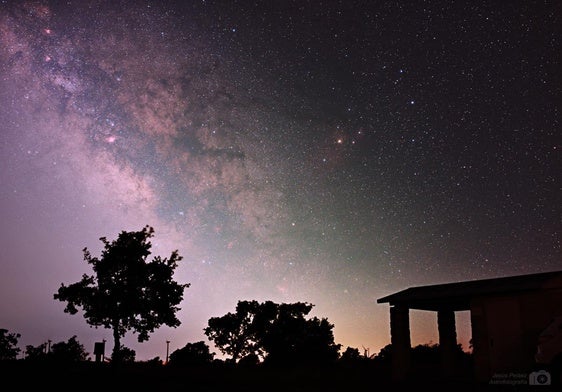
377, 270, 562, 382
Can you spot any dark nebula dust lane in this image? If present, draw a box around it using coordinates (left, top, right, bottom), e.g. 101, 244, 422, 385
0, 0, 560, 359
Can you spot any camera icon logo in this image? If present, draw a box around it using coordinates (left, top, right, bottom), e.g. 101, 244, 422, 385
529, 370, 551, 385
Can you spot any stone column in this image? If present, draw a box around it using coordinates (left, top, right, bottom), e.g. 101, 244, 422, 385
438, 309, 457, 377
470, 303, 491, 382
390, 305, 411, 381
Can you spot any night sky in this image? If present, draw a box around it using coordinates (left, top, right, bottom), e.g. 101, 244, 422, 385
1, 0, 560, 361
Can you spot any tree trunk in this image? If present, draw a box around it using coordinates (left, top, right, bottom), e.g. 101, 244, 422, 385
112, 324, 121, 362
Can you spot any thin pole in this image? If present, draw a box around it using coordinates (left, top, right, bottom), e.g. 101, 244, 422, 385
166, 340, 170, 364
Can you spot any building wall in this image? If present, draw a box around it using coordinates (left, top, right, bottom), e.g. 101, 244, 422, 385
470, 298, 490, 382
485, 295, 524, 371
470, 286, 562, 382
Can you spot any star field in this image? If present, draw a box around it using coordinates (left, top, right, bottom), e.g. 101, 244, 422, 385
0, 0, 560, 360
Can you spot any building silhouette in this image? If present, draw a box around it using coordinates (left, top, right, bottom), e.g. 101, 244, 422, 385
378, 270, 562, 384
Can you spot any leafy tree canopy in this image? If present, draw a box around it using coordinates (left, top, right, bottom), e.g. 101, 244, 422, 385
50, 335, 90, 362
168, 341, 215, 366
204, 300, 341, 365
25, 342, 48, 361
0, 328, 21, 361
339, 346, 363, 362
54, 225, 190, 362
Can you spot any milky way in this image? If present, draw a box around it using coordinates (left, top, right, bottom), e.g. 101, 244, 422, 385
1, 0, 560, 360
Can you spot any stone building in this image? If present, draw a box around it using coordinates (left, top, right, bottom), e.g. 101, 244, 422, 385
377, 270, 562, 383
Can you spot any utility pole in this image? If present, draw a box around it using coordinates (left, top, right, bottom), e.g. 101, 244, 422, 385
165, 340, 170, 365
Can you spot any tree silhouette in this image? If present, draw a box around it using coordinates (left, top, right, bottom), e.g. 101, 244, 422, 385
168, 341, 215, 366
339, 346, 362, 362
261, 303, 341, 365
24, 342, 48, 361
50, 335, 90, 362
54, 225, 190, 362
204, 300, 341, 365
0, 328, 21, 361
374, 343, 392, 364
114, 345, 136, 363
204, 300, 264, 362
373, 342, 473, 372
